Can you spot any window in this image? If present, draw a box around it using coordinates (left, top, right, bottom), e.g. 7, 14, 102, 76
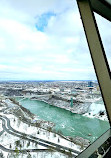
0, 0, 110, 157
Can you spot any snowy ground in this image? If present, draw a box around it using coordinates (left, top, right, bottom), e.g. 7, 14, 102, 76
0, 98, 82, 158
0, 120, 2, 131
0, 150, 71, 158
0, 112, 81, 157
83, 112, 108, 121
6, 114, 81, 151
0, 131, 46, 150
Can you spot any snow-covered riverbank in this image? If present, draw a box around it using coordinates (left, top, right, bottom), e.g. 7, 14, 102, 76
0, 98, 88, 158
29, 94, 108, 121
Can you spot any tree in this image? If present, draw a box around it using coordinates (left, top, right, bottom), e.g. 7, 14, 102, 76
17, 119, 21, 127
27, 153, 31, 158
15, 147, 19, 157
27, 141, 30, 148
19, 143, 22, 150
0, 152, 4, 158
53, 133, 56, 137
35, 142, 38, 148
80, 142, 84, 150
37, 130, 40, 134
9, 144, 12, 149
15, 140, 20, 147
58, 138, 60, 143
36, 122, 41, 127
70, 137, 73, 147
47, 127, 52, 132
68, 149, 73, 158
22, 140, 24, 146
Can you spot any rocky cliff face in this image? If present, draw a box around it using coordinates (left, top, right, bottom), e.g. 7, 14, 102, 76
31, 94, 91, 114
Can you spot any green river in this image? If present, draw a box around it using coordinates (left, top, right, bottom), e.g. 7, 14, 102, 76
15, 98, 110, 143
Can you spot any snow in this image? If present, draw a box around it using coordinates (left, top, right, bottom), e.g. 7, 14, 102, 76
83, 101, 108, 121
0, 120, 3, 131
0, 88, 108, 157
1, 151, 69, 158
89, 102, 106, 115
4, 99, 17, 108
7, 114, 81, 151
0, 107, 4, 110
0, 98, 88, 158
83, 112, 108, 121
0, 150, 8, 158
0, 131, 46, 151
0, 132, 19, 149
0, 113, 81, 157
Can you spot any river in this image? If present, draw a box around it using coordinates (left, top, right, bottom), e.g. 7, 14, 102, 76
15, 97, 110, 143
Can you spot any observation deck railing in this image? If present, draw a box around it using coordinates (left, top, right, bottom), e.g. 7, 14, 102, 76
77, 128, 111, 158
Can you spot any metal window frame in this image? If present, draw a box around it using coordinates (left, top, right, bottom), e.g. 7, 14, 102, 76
76, 0, 111, 157
90, 0, 111, 22
77, 128, 111, 158
76, 0, 111, 124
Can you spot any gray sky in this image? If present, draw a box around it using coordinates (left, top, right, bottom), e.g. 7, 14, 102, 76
0, 0, 110, 81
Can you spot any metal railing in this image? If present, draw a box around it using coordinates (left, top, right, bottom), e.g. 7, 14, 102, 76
77, 128, 111, 158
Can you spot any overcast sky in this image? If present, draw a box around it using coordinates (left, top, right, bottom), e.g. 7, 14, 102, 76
0, 0, 111, 81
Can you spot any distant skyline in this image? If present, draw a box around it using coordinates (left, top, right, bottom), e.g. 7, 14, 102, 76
0, 0, 111, 80
0, 79, 97, 82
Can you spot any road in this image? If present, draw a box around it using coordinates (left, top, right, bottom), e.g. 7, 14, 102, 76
0, 144, 52, 153
0, 115, 80, 157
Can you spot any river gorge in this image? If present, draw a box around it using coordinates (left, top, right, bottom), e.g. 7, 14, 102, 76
15, 97, 110, 144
